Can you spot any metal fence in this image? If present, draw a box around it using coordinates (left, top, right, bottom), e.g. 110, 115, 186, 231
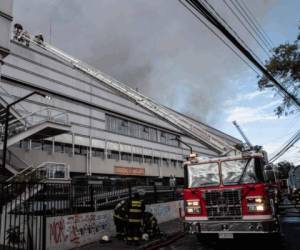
0, 182, 182, 250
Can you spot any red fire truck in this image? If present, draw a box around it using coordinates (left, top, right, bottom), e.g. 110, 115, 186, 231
183, 150, 280, 239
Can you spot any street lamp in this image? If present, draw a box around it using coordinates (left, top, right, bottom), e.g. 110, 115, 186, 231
1, 91, 49, 175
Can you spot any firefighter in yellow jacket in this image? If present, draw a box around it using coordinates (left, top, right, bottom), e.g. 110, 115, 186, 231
113, 200, 128, 240
126, 191, 145, 245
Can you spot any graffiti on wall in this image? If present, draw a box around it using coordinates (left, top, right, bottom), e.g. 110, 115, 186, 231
46, 201, 183, 250
47, 210, 114, 250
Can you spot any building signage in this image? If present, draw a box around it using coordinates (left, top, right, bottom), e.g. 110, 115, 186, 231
114, 166, 145, 176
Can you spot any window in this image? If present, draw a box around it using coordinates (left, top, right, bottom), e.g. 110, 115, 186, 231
133, 154, 143, 164
178, 161, 183, 168
31, 140, 42, 150
160, 132, 166, 144
20, 140, 30, 149
108, 150, 119, 160
54, 142, 64, 153
64, 144, 73, 155
188, 163, 220, 188
171, 160, 177, 167
121, 152, 131, 161
74, 145, 88, 155
106, 115, 177, 146
153, 157, 160, 165
92, 148, 105, 158
42, 141, 53, 153
162, 158, 169, 167
144, 156, 152, 164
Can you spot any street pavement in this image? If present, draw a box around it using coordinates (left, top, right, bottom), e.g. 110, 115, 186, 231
80, 219, 183, 250
161, 214, 300, 250
80, 210, 300, 250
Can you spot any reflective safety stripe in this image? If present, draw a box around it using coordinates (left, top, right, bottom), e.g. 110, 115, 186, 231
131, 201, 142, 207
133, 237, 139, 240
113, 214, 125, 220
127, 237, 133, 240
129, 208, 142, 213
129, 219, 142, 223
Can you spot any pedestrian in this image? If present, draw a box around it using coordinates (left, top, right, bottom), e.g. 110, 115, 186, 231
126, 190, 145, 245
113, 199, 128, 240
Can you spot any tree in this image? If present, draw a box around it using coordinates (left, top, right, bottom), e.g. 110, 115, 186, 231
276, 161, 294, 179
258, 25, 300, 116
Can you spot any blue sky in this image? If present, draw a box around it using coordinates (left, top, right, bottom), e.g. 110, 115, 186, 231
215, 0, 300, 164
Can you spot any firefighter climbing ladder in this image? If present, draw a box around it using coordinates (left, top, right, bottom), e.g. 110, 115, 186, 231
19, 33, 236, 155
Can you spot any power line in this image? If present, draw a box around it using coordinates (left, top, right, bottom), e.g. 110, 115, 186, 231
240, 0, 275, 48
181, 0, 300, 109
269, 129, 300, 162
234, 0, 273, 51
201, 0, 265, 66
222, 0, 272, 58
178, 0, 261, 76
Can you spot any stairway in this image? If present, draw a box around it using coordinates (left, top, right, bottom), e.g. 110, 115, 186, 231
0, 95, 72, 178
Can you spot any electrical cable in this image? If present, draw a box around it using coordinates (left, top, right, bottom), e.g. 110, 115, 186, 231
223, 0, 272, 58
269, 129, 300, 162
234, 0, 273, 51
178, 0, 261, 76
181, 0, 300, 109
240, 0, 275, 48
201, 0, 265, 65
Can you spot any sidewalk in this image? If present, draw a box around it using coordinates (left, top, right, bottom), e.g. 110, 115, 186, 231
80, 219, 183, 250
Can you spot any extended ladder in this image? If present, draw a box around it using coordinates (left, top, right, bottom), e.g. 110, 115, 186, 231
19, 33, 236, 154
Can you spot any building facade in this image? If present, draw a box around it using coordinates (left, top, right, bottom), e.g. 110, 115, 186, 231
0, 6, 240, 182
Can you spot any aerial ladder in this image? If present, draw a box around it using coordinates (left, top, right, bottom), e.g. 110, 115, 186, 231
16, 32, 238, 155
232, 120, 252, 148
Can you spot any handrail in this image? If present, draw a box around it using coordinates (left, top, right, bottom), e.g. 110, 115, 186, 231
0, 86, 29, 116
8, 106, 69, 128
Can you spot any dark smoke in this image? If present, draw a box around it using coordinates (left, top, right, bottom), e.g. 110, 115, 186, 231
13, 0, 275, 124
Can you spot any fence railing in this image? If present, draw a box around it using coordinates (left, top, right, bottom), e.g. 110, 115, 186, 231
0, 182, 182, 216
0, 181, 182, 250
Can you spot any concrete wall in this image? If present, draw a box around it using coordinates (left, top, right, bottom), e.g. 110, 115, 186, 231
11, 147, 185, 177
46, 200, 183, 250
0, 0, 13, 59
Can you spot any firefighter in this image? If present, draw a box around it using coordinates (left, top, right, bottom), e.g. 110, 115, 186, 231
13, 23, 23, 40
126, 191, 145, 245
113, 199, 128, 240
142, 211, 160, 240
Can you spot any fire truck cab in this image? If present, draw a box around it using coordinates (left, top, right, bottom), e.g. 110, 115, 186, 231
183, 151, 280, 239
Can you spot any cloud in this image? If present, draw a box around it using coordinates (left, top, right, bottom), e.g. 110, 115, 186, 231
226, 101, 280, 124
12, 0, 277, 123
